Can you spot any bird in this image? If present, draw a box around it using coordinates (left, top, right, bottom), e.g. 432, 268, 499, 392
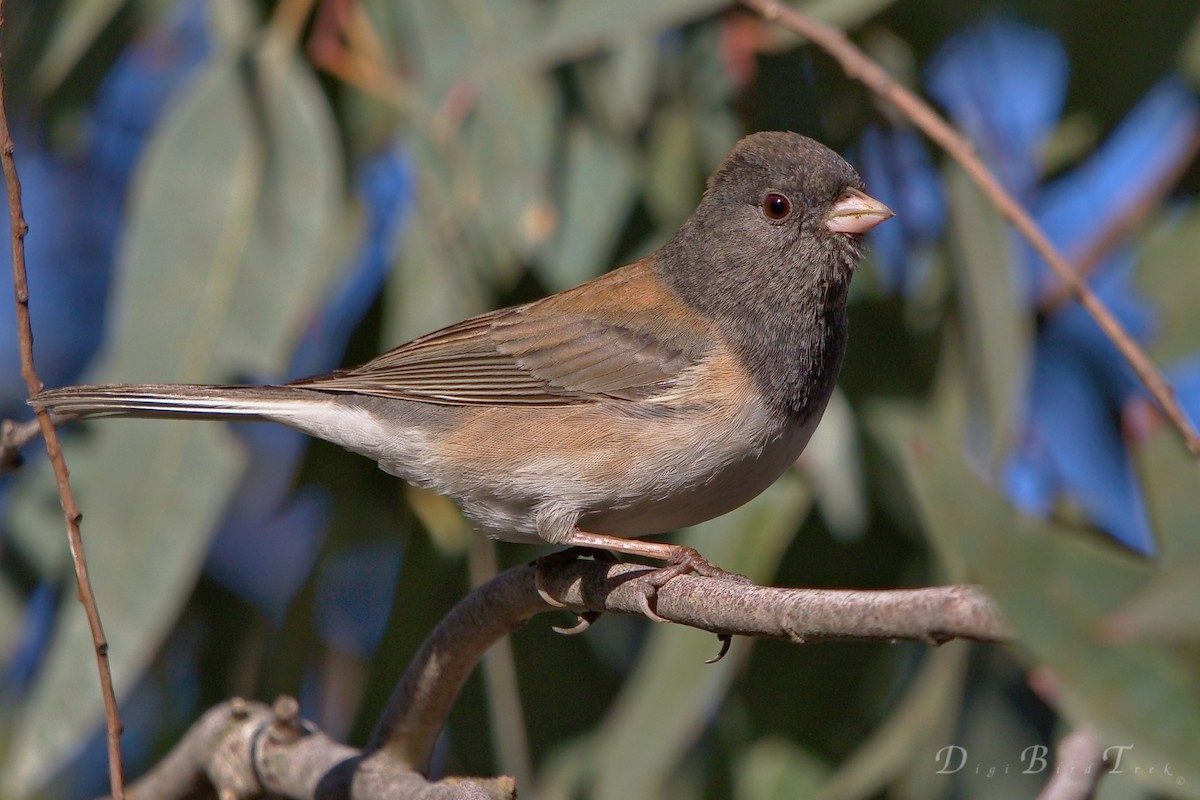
31, 131, 892, 618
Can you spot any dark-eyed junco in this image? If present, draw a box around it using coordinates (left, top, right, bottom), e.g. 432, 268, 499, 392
32, 131, 891, 613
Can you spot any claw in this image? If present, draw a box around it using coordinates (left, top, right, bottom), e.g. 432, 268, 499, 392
634, 588, 670, 623
705, 634, 733, 664
552, 611, 601, 635
535, 570, 568, 608
534, 547, 598, 608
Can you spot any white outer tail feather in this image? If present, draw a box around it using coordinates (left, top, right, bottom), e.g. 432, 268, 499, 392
30, 384, 317, 420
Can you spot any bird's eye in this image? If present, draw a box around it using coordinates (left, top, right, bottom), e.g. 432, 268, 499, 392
762, 192, 792, 221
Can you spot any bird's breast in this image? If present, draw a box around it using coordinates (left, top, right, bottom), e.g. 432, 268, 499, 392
414, 343, 829, 543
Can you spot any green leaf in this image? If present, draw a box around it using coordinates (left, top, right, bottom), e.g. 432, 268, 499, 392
537, 124, 638, 291
1139, 205, 1200, 364
459, 0, 729, 93
802, 0, 901, 31
870, 359, 1200, 800
1102, 427, 1200, 642
735, 737, 830, 800
3, 46, 342, 794
385, 129, 491, 344
813, 644, 969, 800
943, 164, 1032, 468
31, 0, 128, 94
1179, 8, 1200, 85
644, 107, 704, 229
591, 34, 660, 133
798, 388, 868, 541
464, 74, 560, 280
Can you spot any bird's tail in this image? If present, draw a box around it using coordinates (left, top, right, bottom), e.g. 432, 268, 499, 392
30, 383, 321, 421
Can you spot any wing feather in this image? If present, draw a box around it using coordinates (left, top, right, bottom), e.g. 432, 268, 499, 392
289, 261, 711, 406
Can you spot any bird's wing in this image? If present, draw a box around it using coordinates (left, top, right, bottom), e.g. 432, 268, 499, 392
289, 260, 712, 406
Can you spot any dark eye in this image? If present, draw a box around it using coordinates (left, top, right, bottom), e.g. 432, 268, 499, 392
762, 192, 792, 221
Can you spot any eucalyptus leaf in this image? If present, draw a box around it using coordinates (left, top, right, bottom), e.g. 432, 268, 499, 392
943, 164, 1032, 467
31, 0, 128, 94
595, 34, 660, 133
1139, 205, 1200, 364
461, 0, 728, 90
645, 107, 703, 229
464, 73, 559, 281
538, 125, 638, 291
799, 388, 868, 541
870, 361, 1200, 800
803, 0, 900, 31
814, 644, 969, 800
1102, 427, 1200, 642
387, 198, 491, 345
3, 47, 342, 794
1135, 423, 1200, 564
735, 737, 830, 800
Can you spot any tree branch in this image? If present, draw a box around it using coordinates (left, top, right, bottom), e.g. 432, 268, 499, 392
740, 0, 1200, 458
1036, 727, 1109, 800
368, 559, 1007, 770
109, 560, 1006, 799
110, 697, 514, 800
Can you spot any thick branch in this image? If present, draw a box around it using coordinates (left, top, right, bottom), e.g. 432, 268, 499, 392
112, 561, 1005, 800
111, 697, 514, 800
740, 0, 1200, 458
370, 559, 1007, 771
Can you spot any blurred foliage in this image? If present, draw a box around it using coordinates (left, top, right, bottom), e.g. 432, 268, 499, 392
1, 1, 1200, 799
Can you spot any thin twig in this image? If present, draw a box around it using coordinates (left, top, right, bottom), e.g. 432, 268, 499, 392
741, 0, 1200, 458
0, 6, 126, 797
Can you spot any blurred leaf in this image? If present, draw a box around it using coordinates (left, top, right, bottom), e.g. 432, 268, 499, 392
464, 74, 559, 281
800, 388, 868, 541
870, 357, 1200, 800
538, 124, 638, 291
0, 579, 23, 672
645, 107, 704, 229
407, 486, 475, 557
592, 34, 660, 133
1135, 422, 1200, 564
4, 46, 342, 794
460, 0, 728, 93
803, 0, 900, 30
1182, 9, 1200, 85
735, 737, 829, 800
31, 0, 128, 94
1103, 558, 1200, 643
944, 164, 1031, 467
1103, 427, 1200, 642
385, 71, 558, 341
395, 0, 529, 95
814, 644, 969, 800
388, 207, 491, 342
386, 149, 490, 343
1140, 204, 1200, 364
537, 474, 812, 800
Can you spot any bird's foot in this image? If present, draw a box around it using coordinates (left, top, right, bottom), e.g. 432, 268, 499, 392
534, 548, 618, 633
622, 545, 751, 623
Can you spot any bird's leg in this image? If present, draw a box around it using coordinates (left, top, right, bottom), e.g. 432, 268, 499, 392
554, 530, 751, 623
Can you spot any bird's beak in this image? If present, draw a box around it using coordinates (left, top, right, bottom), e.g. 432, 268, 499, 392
824, 188, 894, 234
